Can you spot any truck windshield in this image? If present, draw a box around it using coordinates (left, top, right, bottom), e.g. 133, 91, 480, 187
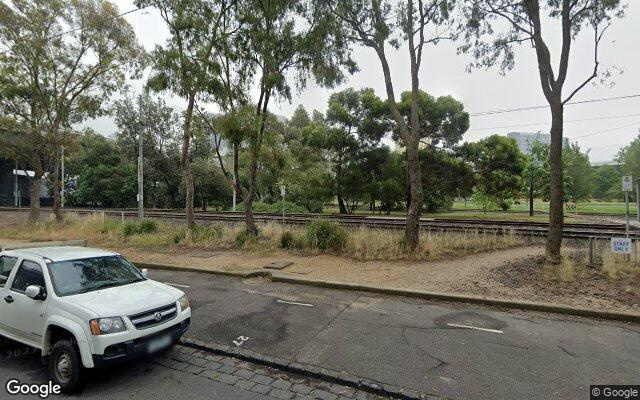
47, 256, 145, 296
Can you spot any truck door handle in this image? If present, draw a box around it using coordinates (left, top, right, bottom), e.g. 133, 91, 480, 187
4, 295, 13, 304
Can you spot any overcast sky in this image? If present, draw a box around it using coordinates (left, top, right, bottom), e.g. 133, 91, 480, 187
88, 0, 640, 163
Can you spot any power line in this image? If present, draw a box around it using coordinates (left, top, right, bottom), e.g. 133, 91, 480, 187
470, 112, 640, 132
569, 120, 640, 140
470, 94, 640, 117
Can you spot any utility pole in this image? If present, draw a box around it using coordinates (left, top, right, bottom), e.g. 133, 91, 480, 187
138, 96, 144, 220
61, 147, 65, 208
14, 160, 18, 207
637, 178, 639, 223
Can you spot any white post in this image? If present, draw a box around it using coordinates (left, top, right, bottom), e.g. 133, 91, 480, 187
138, 96, 144, 220
61, 147, 65, 208
626, 190, 630, 238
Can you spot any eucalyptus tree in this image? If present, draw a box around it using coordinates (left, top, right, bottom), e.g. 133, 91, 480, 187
137, 0, 237, 229
321, 0, 460, 251
306, 88, 389, 213
236, 0, 356, 235
113, 94, 182, 208
460, 0, 625, 263
0, 0, 142, 222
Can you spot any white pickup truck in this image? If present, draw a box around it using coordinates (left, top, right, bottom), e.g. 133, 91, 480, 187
0, 246, 191, 393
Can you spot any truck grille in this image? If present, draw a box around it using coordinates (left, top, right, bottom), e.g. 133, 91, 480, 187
129, 303, 177, 330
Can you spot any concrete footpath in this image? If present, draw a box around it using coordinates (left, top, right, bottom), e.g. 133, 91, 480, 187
148, 269, 640, 400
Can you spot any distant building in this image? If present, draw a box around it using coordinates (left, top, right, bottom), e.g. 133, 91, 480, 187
0, 157, 51, 207
507, 132, 570, 155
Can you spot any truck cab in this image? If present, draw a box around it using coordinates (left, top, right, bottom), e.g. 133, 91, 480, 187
0, 246, 191, 393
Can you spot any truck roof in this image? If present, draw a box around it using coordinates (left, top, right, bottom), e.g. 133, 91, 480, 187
2, 246, 119, 262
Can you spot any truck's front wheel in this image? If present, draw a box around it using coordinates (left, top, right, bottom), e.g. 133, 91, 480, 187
49, 340, 83, 393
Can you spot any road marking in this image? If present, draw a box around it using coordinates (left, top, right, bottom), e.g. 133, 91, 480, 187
233, 336, 249, 346
446, 323, 503, 334
164, 282, 191, 288
276, 299, 314, 307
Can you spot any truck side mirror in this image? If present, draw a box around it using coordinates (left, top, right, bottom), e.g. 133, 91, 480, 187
25, 285, 46, 301
141, 269, 148, 278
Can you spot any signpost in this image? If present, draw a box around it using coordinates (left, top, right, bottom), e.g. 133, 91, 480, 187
623, 176, 632, 237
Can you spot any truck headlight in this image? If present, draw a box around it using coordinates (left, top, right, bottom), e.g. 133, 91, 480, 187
90, 317, 127, 335
179, 295, 190, 311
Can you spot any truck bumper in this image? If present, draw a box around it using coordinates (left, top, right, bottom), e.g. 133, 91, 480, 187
92, 317, 190, 368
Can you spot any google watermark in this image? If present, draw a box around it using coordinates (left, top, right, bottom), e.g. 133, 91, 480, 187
591, 385, 640, 400
5, 379, 61, 399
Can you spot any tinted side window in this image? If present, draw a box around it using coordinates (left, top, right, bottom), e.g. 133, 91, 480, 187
0, 256, 18, 287
11, 260, 45, 293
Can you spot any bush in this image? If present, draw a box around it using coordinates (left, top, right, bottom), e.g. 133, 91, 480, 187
172, 229, 186, 244
138, 219, 158, 234
235, 229, 257, 247
306, 220, 348, 251
122, 219, 158, 237
279, 230, 302, 249
122, 221, 139, 237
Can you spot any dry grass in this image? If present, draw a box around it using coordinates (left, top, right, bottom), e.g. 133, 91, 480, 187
602, 245, 640, 280
347, 227, 522, 261
0, 213, 524, 262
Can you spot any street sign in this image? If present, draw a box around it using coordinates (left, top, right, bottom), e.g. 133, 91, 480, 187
611, 237, 633, 254
622, 176, 633, 192
280, 185, 286, 197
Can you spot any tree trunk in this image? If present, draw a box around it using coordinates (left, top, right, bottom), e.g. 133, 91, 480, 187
52, 151, 63, 223
405, 139, 423, 251
529, 174, 535, 217
201, 192, 207, 211
28, 176, 41, 223
182, 94, 196, 229
233, 143, 242, 202
244, 150, 258, 235
546, 103, 564, 263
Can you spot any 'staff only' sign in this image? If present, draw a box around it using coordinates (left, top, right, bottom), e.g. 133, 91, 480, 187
611, 237, 633, 254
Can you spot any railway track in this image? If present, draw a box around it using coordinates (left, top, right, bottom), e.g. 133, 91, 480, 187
2, 207, 638, 239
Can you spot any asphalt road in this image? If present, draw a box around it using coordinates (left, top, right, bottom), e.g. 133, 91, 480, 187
145, 269, 640, 400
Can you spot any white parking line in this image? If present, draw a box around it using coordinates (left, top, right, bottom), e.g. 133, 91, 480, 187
446, 323, 503, 334
276, 299, 314, 307
164, 282, 191, 288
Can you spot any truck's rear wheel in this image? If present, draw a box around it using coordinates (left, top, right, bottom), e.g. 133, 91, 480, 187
49, 340, 83, 393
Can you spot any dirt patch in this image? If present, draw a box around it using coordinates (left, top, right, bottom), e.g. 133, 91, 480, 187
491, 255, 640, 310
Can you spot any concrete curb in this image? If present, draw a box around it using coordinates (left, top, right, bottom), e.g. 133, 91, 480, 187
178, 337, 428, 400
134, 261, 640, 324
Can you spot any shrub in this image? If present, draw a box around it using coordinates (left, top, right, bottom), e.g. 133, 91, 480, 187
172, 229, 186, 244
279, 230, 302, 249
235, 229, 257, 247
122, 221, 139, 237
306, 220, 348, 251
138, 219, 158, 234
122, 219, 158, 237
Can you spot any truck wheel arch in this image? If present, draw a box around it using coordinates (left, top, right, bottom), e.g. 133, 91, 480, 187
44, 318, 94, 369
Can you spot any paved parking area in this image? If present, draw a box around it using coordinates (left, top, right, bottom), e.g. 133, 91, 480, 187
0, 338, 389, 400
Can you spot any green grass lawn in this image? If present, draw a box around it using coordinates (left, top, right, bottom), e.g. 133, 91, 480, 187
451, 200, 637, 215
320, 199, 636, 221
